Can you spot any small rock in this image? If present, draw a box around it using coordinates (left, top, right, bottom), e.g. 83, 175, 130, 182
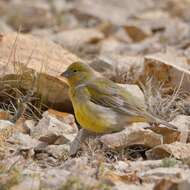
43, 144, 70, 160
31, 110, 78, 145
47, 109, 78, 130
10, 177, 40, 190
41, 168, 70, 189
7, 132, 41, 150
7, 1, 55, 32
0, 20, 12, 33
23, 120, 36, 134
0, 120, 14, 129
170, 115, 190, 143
52, 28, 104, 50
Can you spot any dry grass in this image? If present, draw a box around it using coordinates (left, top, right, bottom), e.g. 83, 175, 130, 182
141, 77, 188, 121
0, 33, 46, 122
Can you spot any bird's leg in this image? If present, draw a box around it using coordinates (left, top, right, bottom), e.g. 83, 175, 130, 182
70, 128, 92, 156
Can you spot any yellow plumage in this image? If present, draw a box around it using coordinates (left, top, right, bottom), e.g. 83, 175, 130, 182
61, 61, 177, 134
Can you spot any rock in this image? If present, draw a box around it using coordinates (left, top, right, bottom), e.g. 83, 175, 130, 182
92, 54, 144, 83
44, 144, 70, 159
143, 48, 190, 92
31, 110, 78, 145
100, 123, 163, 149
147, 125, 181, 144
47, 109, 77, 129
50, 0, 74, 13
0, 110, 11, 120
114, 160, 163, 173
153, 179, 190, 190
146, 142, 190, 160
6, 1, 55, 32
0, 120, 14, 129
41, 168, 70, 189
170, 115, 190, 143
7, 132, 40, 150
0, 20, 12, 33
142, 167, 190, 181
10, 177, 40, 190
0, 33, 80, 111
52, 28, 104, 50
124, 24, 151, 42
113, 183, 154, 190
23, 120, 36, 134
0, 118, 34, 145
74, 0, 154, 25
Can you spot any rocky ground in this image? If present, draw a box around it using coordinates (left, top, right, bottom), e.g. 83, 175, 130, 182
1, 0, 190, 189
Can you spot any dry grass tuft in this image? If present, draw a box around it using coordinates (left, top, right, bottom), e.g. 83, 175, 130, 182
141, 77, 188, 121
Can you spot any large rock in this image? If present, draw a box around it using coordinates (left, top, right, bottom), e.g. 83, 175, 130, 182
0, 33, 80, 111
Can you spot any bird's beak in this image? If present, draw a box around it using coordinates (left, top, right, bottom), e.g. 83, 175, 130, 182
59, 71, 69, 85
61, 70, 70, 78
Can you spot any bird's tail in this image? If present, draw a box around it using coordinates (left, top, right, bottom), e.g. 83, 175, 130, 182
143, 111, 178, 130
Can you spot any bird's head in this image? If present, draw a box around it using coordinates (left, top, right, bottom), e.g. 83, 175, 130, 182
61, 61, 95, 86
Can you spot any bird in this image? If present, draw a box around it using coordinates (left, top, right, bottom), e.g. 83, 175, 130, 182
61, 61, 177, 155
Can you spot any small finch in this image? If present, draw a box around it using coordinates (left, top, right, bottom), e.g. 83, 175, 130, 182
61, 61, 177, 155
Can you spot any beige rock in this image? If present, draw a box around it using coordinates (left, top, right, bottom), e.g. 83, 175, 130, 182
147, 125, 181, 144
41, 168, 70, 189
7, 132, 40, 150
146, 142, 190, 160
170, 115, 190, 143
100, 123, 163, 149
75, 0, 154, 25
47, 109, 77, 129
0, 33, 80, 110
142, 167, 190, 180
96, 54, 144, 83
143, 48, 190, 91
113, 183, 154, 190
0, 120, 14, 129
31, 110, 78, 144
52, 28, 104, 50
44, 144, 70, 159
10, 177, 40, 190
23, 120, 36, 134
114, 160, 163, 173
7, 1, 55, 31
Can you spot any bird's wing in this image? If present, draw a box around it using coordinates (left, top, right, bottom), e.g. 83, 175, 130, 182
84, 78, 145, 116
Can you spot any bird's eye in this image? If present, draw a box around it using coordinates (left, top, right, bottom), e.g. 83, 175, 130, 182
73, 70, 77, 72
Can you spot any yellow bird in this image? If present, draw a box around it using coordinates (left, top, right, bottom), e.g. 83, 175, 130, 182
61, 61, 177, 154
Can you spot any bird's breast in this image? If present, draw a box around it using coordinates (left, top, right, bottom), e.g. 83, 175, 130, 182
71, 95, 118, 133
